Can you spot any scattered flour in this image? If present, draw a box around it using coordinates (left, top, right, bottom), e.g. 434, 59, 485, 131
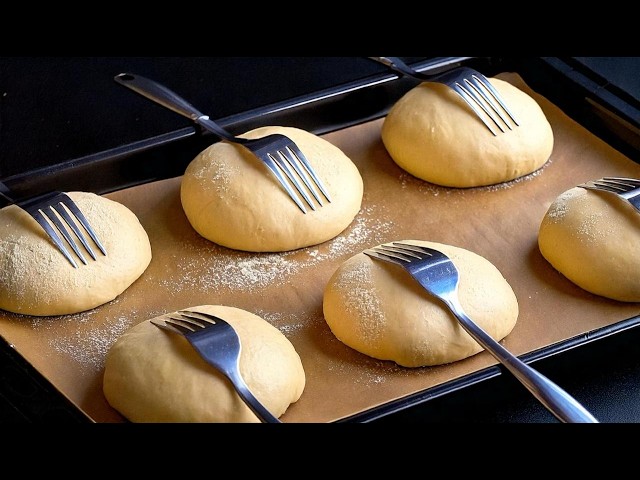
23, 204, 393, 373
48, 315, 132, 373
398, 157, 551, 193
22, 302, 167, 373
20, 160, 550, 379
160, 204, 393, 294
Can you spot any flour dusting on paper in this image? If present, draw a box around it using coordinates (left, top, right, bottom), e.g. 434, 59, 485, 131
25, 303, 166, 374
21, 204, 393, 373
397, 157, 552, 193
161, 204, 393, 294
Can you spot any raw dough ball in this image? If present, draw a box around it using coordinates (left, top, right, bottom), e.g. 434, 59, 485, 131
381, 78, 554, 188
0, 192, 151, 316
538, 186, 640, 302
181, 126, 363, 252
323, 240, 519, 367
103, 305, 306, 423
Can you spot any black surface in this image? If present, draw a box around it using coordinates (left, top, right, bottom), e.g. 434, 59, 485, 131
1, 56, 640, 424
0, 57, 391, 178
1, 56, 460, 198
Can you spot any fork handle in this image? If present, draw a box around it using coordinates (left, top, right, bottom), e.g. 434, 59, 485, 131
223, 369, 283, 424
369, 57, 421, 77
368, 57, 436, 82
114, 73, 240, 144
444, 296, 599, 423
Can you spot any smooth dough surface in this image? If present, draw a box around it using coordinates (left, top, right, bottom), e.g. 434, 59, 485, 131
381, 78, 554, 188
181, 126, 363, 252
538, 186, 640, 302
322, 240, 519, 367
103, 305, 306, 423
0, 191, 152, 316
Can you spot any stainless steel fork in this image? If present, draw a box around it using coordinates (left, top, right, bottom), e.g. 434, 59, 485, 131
579, 177, 640, 213
151, 309, 282, 423
364, 241, 598, 423
114, 72, 331, 214
0, 180, 107, 268
369, 57, 520, 136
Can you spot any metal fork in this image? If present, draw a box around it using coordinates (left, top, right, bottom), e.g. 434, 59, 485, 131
579, 177, 640, 213
369, 57, 520, 136
114, 72, 331, 214
0, 180, 107, 268
151, 309, 282, 423
364, 241, 598, 423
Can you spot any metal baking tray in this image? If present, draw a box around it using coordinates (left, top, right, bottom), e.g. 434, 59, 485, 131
1, 57, 639, 422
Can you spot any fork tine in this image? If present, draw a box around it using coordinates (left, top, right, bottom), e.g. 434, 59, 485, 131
365, 243, 420, 265
450, 82, 501, 136
459, 77, 518, 134
177, 310, 221, 326
282, 150, 323, 205
582, 177, 633, 194
284, 143, 332, 204
465, 75, 517, 129
278, 147, 323, 206
151, 318, 191, 335
391, 241, 431, 255
270, 151, 317, 211
166, 310, 224, 330
461, 78, 506, 130
7, 188, 107, 268
60, 196, 107, 257
597, 177, 640, 191
603, 177, 640, 186
257, 151, 309, 214
51, 201, 104, 264
588, 180, 627, 194
369, 58, 520, 136
40, 205, 89, 265
579, 177, 640, 213
364, 248, 404, 265
152, 313, 206, 335
366, 242, 449, 268
51, 203, 96, 260
469, 74, 520, 128
29, 208, 79, 268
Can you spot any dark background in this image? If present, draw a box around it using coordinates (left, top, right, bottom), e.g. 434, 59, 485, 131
0, 57, 393, 178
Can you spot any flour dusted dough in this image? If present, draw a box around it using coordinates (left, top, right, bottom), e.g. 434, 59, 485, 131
323, 240, 519, 367
181, 126, 363, 252
103, 305, 306, 423
0, 192, 151, 316
381, 78, 554, 188
538, 186, 640, 302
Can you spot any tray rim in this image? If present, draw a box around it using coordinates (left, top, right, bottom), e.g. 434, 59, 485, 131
342, 313, 640, 422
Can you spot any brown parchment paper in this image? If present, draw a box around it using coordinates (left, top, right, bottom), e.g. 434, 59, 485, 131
2, 73, 640, 423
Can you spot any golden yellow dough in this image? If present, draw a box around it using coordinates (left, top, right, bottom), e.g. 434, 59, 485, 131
181, 126, 363, 252
0, 191, 152, 316
538, 186, 640, 302
322, 240, 519, 367
103, 305, 306, 423
381, 78, 554, 188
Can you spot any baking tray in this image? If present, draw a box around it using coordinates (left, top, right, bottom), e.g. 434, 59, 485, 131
1, 58, 640, 422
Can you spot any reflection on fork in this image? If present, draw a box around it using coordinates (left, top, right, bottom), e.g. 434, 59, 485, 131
364, 241, 599, 423
579, 177, 640, 213
0, 181, 107, 268
114, 72, 331, 214
151, 309, 282, 423
369, 56, 520, 136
